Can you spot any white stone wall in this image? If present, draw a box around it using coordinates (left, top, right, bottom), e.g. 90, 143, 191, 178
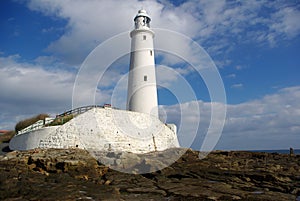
9, 126, 60, 150
10, 108, 179, 153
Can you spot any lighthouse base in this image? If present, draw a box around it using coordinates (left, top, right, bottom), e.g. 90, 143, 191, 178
9, 107, 180, 153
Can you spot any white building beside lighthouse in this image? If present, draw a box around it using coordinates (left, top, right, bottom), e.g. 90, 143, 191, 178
9, 10, 179, 154
127, 9, 158, 117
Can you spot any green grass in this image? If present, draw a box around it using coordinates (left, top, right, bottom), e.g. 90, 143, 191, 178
48, 114, 74, 126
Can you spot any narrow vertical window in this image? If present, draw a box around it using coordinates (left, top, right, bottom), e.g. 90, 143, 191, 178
144, 75, 147, 81
150, 50, 152, 56
143, 35, 146, 40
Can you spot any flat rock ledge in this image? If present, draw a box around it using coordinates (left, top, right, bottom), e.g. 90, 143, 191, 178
0, 148, 299, 201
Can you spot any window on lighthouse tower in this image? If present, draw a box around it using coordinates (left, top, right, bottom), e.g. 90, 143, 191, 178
143, 35, 146, 40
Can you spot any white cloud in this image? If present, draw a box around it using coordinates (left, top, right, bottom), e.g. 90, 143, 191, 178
221, 86, 300, 149
0, 55, 90, 129
235, 65, 244, 70
226, 74, 236, 78
231, 83, 243, 89
155, 65, 195, 88
270, 6, 300, 39
162, 86, 300, 150
24, 0, 300, 66
0, 61, 66, 102
0, 54, 123, 129
0, 56, 73, 105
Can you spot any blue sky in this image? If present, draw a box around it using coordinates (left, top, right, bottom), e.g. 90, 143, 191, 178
0, 0, 300, 150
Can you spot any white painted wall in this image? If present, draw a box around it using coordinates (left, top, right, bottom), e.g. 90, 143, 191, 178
10, 108, 179, 153
10, 126, 59, 150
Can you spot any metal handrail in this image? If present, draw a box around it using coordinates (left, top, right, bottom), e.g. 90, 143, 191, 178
56, 105, 103, 118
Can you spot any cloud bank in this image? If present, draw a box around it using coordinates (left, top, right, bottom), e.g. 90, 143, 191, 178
163, 86, 300, 150
25, 0, 300, 64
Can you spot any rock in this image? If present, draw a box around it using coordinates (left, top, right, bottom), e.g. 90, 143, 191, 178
0, 148, 299, 200
104, 180, 112, 185
127, 187, 167, 196
100, 156, 116, 166
119, 152, 142, 169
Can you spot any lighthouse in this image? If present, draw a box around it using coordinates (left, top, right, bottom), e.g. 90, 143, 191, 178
9, 9, 180, 155
127, 9, 159, 118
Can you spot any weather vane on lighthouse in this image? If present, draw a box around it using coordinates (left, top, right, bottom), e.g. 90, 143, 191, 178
127, 9, 159, 117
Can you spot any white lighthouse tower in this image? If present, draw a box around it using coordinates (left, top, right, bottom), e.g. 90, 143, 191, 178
127, 9, 158, 117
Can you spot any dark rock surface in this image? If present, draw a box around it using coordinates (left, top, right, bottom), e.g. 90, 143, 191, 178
0, 148, 299, 200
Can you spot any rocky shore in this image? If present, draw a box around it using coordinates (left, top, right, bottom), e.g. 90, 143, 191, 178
0, 148, 299, 200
